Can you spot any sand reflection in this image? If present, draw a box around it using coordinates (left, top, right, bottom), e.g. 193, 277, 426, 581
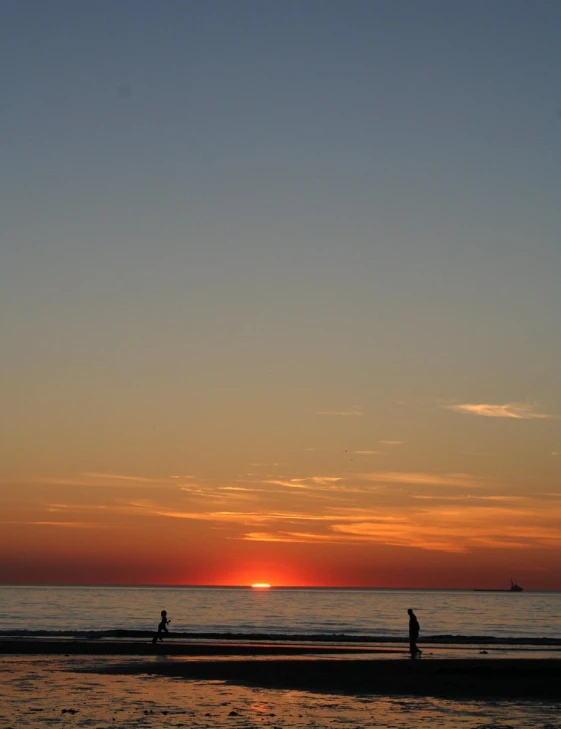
0, 656, 560, 729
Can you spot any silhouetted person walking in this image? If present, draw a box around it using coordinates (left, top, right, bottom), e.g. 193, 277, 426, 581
152, 610, 170, 644
408, 608, 421, 658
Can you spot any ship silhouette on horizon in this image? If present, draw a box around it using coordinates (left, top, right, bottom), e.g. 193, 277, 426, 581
474, 578, 524, 593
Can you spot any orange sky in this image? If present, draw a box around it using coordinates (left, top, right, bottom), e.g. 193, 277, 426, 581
2, 3, 561, 590
1, 445, 560, 588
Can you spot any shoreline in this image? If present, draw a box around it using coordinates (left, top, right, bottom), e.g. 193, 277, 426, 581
2, 637, 560, 656
2, 630, 560, 645
1, 637, 560, 657
0, 639, 396, 656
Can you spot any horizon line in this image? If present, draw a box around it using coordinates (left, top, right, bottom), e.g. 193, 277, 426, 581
1, 583, 556, 592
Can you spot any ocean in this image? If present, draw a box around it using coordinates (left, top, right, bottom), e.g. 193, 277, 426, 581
1, 585, 560, 642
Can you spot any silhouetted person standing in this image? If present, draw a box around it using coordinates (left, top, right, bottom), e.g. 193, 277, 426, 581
152, 610, 170, 644
408, 608, 421, 658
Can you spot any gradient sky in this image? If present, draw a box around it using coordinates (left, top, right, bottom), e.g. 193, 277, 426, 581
2, 0, 560, 588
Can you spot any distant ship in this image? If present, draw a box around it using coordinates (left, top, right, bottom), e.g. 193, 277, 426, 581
474, 578, 524, 593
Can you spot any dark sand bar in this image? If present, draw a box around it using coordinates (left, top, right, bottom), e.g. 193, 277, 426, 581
88, 656, 561, 701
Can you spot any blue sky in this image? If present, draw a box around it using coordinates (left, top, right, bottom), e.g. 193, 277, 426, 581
1, 0, 560, 586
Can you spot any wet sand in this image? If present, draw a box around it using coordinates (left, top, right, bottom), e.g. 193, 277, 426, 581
3, 655, 560, 729
0, 639, 395, 656
2, 639, 560, 700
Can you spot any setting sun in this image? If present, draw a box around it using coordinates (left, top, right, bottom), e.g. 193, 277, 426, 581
251, 583, 272, 589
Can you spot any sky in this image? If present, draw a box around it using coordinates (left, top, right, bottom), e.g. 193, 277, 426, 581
1, 0, 560, 589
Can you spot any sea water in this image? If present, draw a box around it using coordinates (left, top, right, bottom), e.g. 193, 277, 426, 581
1, 585, 559, 641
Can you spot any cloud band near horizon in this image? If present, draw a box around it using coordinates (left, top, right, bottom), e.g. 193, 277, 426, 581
445, 403, 555, 419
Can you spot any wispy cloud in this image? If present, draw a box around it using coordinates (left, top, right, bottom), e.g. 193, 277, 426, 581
242, 531, 353, 544
35, 480, 561, 557
331, 521, 466, 552
380, 440, 403, 446
189, 493, 561, 551
318, 407, 363, 416
219, 486, 272, 493
47, 503, 113, 512
37, 473, 179, 488
265, 479, 311, 490
445, 402, 555, 419
242, 532, 294, 543
179, 485, 227, 500
83, 472, 175, 484
132, 507, 338, 525
0, 520, 109, 528
409, 494, 527, 503
331, 505, 561, 553
241, 505, 561, 551
351, 450, 382, 456
361, 471, 486, 489
265, 476, 343, 490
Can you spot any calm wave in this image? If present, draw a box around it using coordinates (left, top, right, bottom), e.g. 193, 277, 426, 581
1, 586, 560, 642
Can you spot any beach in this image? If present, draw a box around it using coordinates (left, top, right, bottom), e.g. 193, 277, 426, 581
2, 650, 561, 729
1, 639, 561, 701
